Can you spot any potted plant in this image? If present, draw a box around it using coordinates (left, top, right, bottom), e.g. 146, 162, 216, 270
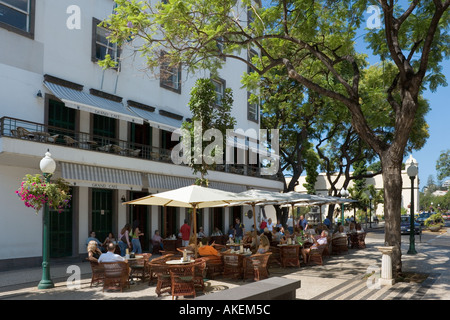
424, 213, 445, 232
16, 174, 72, 214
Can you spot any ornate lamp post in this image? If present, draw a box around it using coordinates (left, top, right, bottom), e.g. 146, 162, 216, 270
407, 160, 418, 255
340, 188, 349, 225
369, 195, 373, 228
38, 151, 56, 289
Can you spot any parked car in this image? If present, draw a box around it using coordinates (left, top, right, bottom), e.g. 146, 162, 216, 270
400, 215, 422, 235
416, 212, 432, 226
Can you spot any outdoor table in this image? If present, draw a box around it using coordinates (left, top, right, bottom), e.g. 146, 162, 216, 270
127, 255, 144, 282
166, 258, 195, 265
222, 252, 251, 279
277, 244, 302, 268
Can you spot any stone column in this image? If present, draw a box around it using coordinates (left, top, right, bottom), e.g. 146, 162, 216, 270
376, 246, 395, 286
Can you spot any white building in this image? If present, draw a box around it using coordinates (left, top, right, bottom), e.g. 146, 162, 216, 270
0, 0, 282, 270
287, 155, 420, 221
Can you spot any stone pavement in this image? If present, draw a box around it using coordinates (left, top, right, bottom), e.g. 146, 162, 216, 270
0, 224, 449, 301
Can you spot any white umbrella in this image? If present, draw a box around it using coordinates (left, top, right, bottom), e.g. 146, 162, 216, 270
123, 185, 253, 257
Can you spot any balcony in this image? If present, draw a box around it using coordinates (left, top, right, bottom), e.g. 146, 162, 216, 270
0, 117, 280, 180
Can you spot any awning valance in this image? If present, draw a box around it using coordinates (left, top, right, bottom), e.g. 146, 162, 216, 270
44, 81, 143, 124
128, 106, 184, 132
61, 162, 143, 191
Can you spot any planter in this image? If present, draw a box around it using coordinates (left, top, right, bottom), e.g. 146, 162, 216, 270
428, 225, 442, 232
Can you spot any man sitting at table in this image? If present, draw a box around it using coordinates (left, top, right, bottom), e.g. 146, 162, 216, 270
98, 243, 125, 263
300, 230, 328, 264
198, 237, 220, 256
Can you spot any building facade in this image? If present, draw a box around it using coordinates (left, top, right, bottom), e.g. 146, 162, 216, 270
0, 0, 282, 270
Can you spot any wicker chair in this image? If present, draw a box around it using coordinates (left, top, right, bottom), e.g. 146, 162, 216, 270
268, 246, 282, 267
101, 261, 130, 292
203, 255, 224, 279
223, 254, 244, 279
129, 253, 152, 282
193, 258, 207, 293
280, 246, 301, 268
16, 127, 33, 139
87, 257, 104, 287
243, 252, 271, 282
148, 254, 174, 297
169, 264, 196, 300
308, 245, 326, 266
63, 135, 79, 147
332, 236, 348, 254
350, 233, 366, 249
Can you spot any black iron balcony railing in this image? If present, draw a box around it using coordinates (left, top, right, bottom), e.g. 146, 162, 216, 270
0, 116, 279, 180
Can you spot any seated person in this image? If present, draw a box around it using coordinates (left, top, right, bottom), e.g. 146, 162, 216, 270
152, 230, 163, 250
198, 237, 220, 256
272, 227, 283, 242
356, 223, 365, 233
197, 227, 206, 239
211, 227, 223, 236
332, 225, 347, 238
257, 234, 270, 254
98, 243, 125, 263
86, 231, 105, 252
263, 227, 273, 242
87, 240, 102, 260
301, 230, 328, 264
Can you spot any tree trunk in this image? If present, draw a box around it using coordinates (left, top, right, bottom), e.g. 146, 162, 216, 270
380, 152, 403, 277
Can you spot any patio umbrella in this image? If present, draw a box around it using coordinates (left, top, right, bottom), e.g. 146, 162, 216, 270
123, 185, 253, 257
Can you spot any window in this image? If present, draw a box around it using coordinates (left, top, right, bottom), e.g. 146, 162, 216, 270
247, 92, 259, 123
212, 78, 226, 106
92, 18, 120, 65
248, 49, 258, 74
160, 52, 181, 93
0, 0, 35, 37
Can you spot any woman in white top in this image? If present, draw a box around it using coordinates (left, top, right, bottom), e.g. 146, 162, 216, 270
266, 218, 274, 232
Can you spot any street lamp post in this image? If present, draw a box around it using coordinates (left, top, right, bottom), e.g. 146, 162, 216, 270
407, 160, 418, 255
38, 151, 56, 289
369, 195, 373, 229
340, 188, 349, 225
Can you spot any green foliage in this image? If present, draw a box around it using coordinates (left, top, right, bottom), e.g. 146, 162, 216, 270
424, 213, 445, 228
181, 78, 235, 185
436, 149, 450, 181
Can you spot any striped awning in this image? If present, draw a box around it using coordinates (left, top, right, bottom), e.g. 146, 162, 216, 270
44, 82, 143, 124
147, 173, 246, 193
61, 162, 143, 190
128, 106, 184, 132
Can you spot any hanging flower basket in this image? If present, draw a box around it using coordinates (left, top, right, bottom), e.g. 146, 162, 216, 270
16, 174, 72, 214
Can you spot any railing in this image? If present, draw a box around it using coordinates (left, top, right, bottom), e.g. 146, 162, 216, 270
0, 116, 279, 180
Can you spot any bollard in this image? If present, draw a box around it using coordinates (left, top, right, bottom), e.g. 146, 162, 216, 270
376, 246, 395, 286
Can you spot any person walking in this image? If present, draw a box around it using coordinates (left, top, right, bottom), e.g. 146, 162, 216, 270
118, 224, 131, 256
234, 218, 245, 242
180, 219, 191, 247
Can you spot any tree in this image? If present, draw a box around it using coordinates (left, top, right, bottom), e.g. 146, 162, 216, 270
436, 149, 450, 181
101, 0, 449, 275
179, 78, 236, 186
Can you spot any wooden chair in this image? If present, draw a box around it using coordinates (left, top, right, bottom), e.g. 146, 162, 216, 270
223, 254, 244, 279
308, 245, 326, 266
129, 253, 152, 282
101, 261, 130, 292
243, 252, 271, 282
86, 257, 104, 287
193, 258, 207, 293
350, 233, 367, 249
63, 135, 79, 147
16, 127, 33, 139
268, 246, 282, 267
280, 246, 300, 268
203, 255, 224, 279
332, 236, 348, 254
10, 129, 19, 138
148, 254, 174, 297
169, 264, 196, 300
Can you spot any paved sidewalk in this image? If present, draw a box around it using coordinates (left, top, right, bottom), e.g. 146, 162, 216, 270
0, 225, 448, 300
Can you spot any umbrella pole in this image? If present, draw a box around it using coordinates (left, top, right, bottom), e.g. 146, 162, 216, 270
252, 204, 258, 247
193, 205, 198, 258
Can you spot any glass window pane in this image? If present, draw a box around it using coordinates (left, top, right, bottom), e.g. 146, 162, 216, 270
1, 0, 29, 12
0, 3, 27, 31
